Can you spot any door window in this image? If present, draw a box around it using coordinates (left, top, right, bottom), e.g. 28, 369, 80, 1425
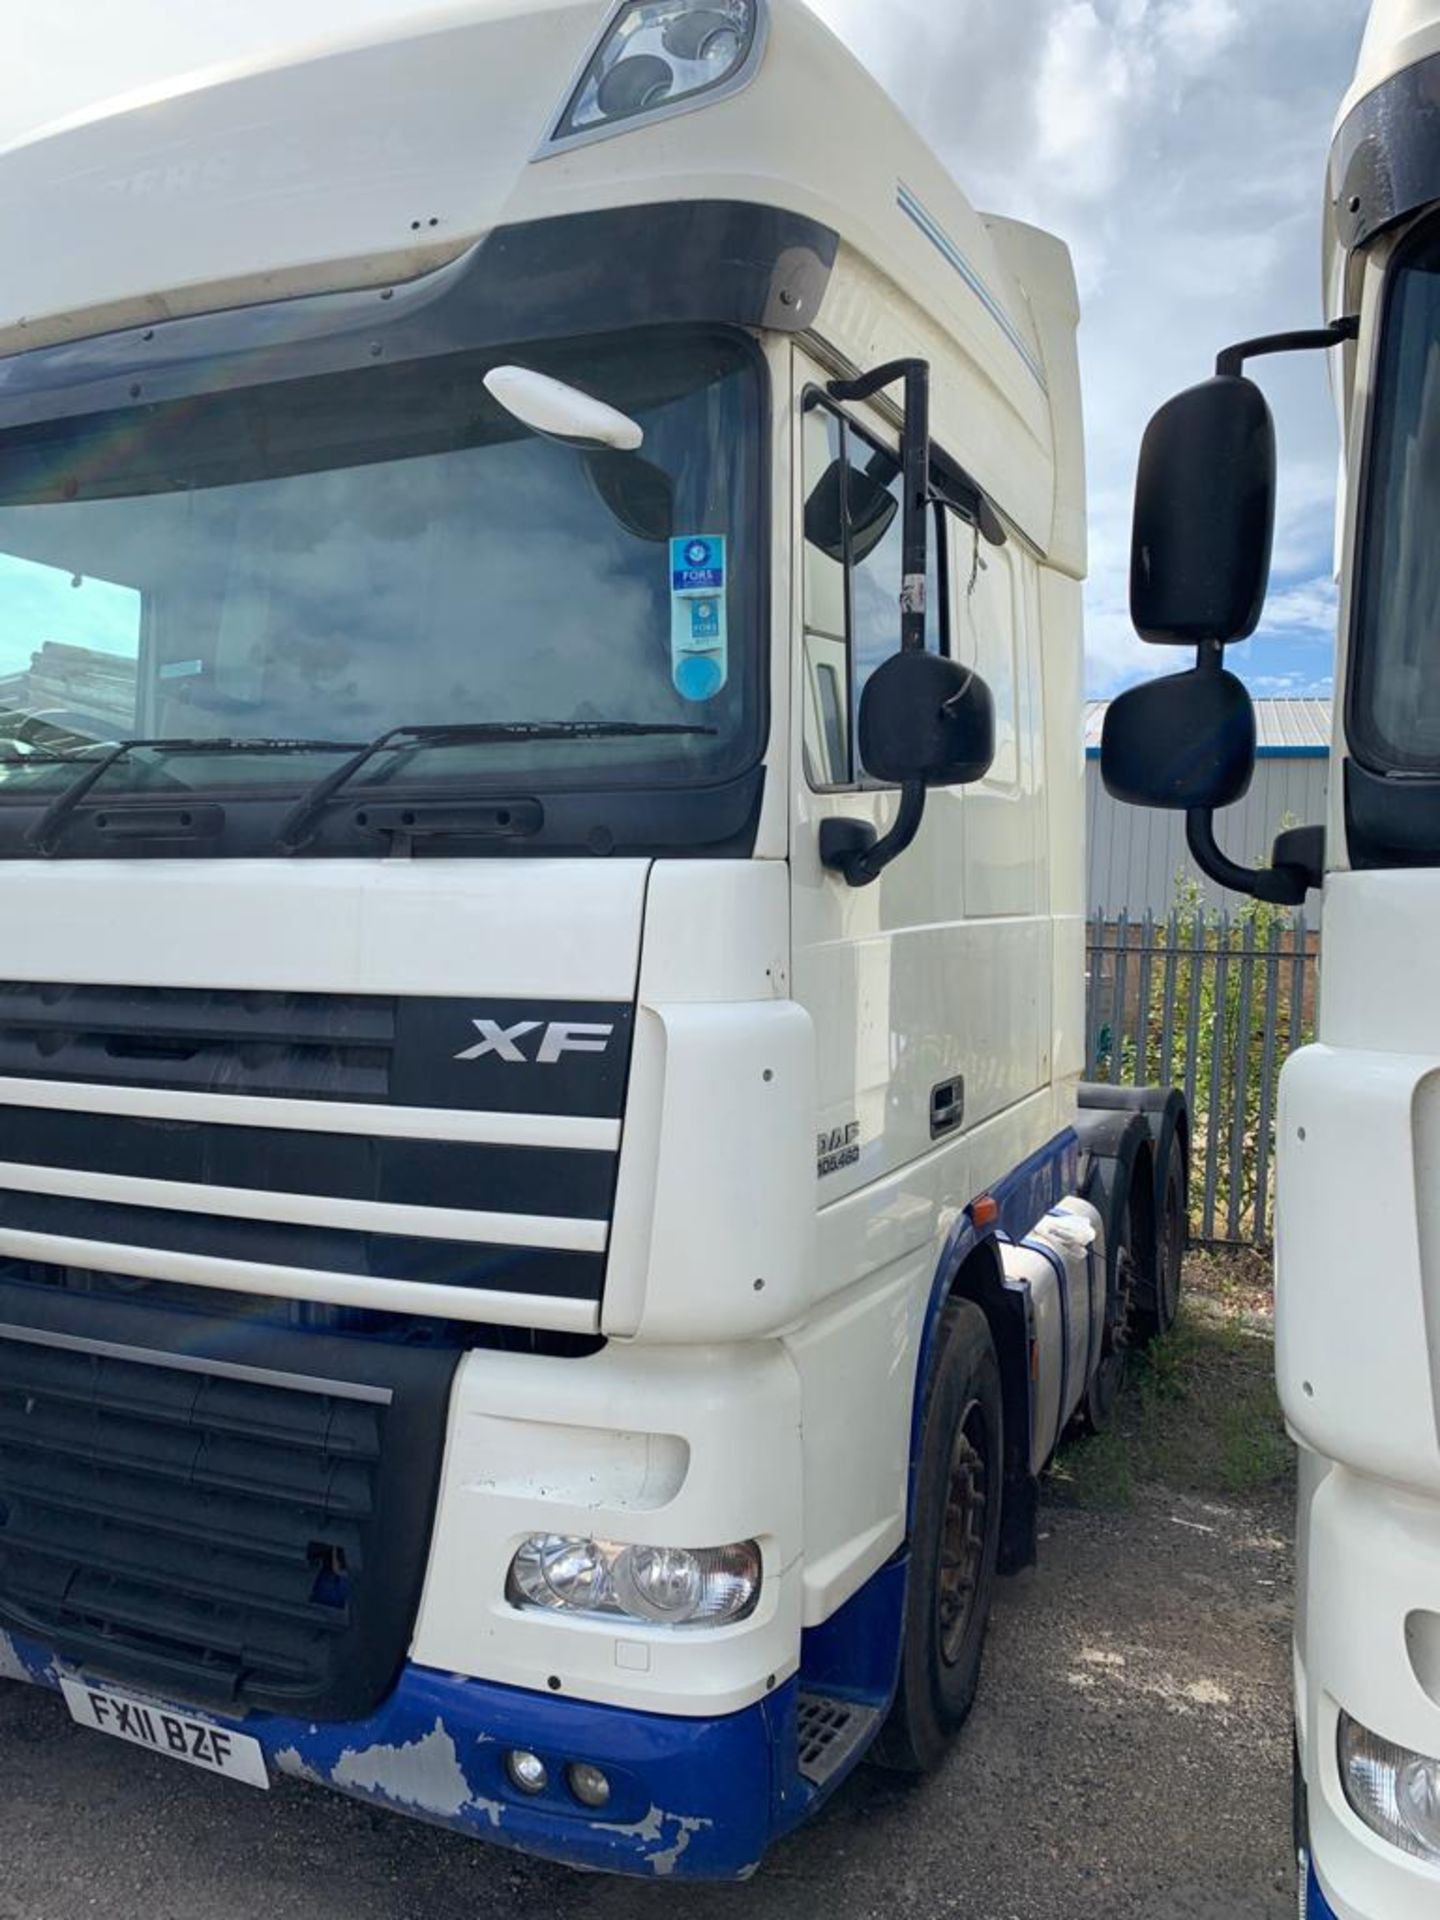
801, 397, 944, 790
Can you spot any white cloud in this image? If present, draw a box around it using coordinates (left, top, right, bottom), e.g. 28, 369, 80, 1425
813, 0, 1367, 696
1035, 4, 1145, 202
1156, 0, 1240, 72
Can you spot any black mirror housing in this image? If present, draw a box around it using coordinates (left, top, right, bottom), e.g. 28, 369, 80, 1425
585, 449, 675, 544
1131, 376, 1277, 645
803, 458, 900, 566
859, 650, 996, 788
1101, 666, 1257, 811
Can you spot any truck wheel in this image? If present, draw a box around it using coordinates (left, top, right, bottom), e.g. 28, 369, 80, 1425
1077, 1199, 1136, 1434
872, 1300, 1003, 1775
1135, 1137, 1186, 1345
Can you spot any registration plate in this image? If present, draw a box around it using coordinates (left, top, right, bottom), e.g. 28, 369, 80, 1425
60, 1678, 270, 1789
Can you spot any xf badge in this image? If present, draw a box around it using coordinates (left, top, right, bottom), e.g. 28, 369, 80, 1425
455, 1019, 616, 1065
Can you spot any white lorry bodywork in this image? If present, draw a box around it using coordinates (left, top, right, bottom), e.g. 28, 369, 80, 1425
0, 0, 1173, 1878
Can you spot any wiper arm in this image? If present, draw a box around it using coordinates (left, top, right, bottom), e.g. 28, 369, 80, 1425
29, 737, 364, 857
276, 721, 718, 854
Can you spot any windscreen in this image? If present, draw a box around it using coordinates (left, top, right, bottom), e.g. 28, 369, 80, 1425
1350, 218, 1440, 775
0, 326, 763, 814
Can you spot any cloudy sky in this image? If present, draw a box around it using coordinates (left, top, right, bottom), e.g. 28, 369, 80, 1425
0, 0, 1371, 697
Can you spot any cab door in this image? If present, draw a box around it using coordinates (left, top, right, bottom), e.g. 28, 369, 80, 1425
789, 350, 1045, 1216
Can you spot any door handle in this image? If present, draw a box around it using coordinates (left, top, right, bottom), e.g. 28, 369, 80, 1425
931, 1076, 965, 1139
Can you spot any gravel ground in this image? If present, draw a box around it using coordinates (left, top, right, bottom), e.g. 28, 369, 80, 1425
0, 1477, 1296, 1920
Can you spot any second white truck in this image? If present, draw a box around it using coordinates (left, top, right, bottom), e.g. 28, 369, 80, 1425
1101, 4, 1440, 1914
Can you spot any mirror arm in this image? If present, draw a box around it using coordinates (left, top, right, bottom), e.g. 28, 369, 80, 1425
1214, 316, 1358, 378
1184, 807, 1312, 907
826, 780, 927, 889
819, 359, 937, 888
829, 359, 932, 654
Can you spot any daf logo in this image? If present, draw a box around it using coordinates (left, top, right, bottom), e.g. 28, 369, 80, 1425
455, 1019, 616, 1066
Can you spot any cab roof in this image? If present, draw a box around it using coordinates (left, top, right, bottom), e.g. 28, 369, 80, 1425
0, 0, 1080, 567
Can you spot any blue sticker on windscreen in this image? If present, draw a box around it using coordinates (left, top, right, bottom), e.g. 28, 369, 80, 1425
670, 535, 729, 702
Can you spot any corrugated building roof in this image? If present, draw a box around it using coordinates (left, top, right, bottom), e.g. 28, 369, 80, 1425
1084, 696, 1331, 755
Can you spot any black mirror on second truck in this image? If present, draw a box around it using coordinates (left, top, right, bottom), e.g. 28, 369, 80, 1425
1100, 336, 1351, 907
1130, 375, 1277, 648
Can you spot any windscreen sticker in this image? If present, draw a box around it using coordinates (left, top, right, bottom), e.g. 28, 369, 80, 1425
670, 535, 729, 703
158, 659, 205, 681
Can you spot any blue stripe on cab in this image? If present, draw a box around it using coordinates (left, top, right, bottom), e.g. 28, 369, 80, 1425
897, 184, 1049, 392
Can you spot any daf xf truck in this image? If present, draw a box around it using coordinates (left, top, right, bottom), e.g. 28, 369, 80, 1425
0, 0, 1184, 1878
1100, 3, 1440, 1914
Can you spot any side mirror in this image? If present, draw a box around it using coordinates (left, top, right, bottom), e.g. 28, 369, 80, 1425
804, 457, 900, 566
585, 449, 675, 544
484, 365, 644, 451
1103, 667, 1319, 905
859, 650, 996, 788
1131, 376, 1277, 645
1101, 666, 1256, 810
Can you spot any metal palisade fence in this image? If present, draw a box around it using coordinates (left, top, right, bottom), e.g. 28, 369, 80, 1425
1086, 907, 1319, 1247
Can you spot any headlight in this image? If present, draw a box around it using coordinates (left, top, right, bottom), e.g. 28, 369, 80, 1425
1339, 1712, 1440, 1862
508, 1534, 761, 1628
552, 0, 765, 147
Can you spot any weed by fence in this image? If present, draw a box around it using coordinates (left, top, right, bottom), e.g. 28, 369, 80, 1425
1086, 893, 1318, 1247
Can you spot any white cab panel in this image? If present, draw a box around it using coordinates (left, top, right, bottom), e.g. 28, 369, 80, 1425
1318, 870, 1440, 1055
1297, 1463, 1440, 1920
783, 1251, 932, 1626
0, 858, 649, 999
603, 1000, 817, 1344
1277, 1043, 1440, 1494
412, 1337, 804, 1717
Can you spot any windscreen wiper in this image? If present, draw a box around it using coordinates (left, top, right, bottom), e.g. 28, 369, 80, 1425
29, 737, 364, 857
276, 720, 719, 854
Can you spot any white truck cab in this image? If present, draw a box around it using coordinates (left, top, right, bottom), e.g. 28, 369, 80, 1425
1100, 5, 1440, 1915
0, 0, 1183, 1878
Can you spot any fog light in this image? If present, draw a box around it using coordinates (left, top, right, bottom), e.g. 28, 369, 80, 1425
508, 1535, 761, 1629
505, 1749, 550, 1796
568, 1762, 612, 1809
552, 0, 764, 146
1339, 1713, 1440, 1861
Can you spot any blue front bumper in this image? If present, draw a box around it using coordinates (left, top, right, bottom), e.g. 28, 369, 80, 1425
1306, 1856, 1341, 1919
6, 1630, 804, 1880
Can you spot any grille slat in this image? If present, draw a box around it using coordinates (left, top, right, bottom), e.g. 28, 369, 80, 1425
0, 1343, 382, 1453
0, 984, 396, 1046
1, 1510, 354, 1625
0, 983, 392, 1103
0, 1448, 365, 1566
0, 1297, 456, 1717
0, 1407, 377, 1515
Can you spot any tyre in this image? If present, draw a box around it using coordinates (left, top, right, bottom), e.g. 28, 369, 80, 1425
872, 1299, 1004, 1775
1133, 1135, 1186, 1346
1077, 1196, 1136, 1435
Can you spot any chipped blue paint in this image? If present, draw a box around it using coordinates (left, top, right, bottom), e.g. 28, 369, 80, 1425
4, 1632, 794, 1880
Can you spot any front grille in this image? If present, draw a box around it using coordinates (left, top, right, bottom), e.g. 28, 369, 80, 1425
0, 981, 635, 1116
0, 983, 394, 1102
0, 1282, 459, 1718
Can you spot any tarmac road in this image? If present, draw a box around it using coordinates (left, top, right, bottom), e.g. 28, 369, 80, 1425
0, 1479, 1295, 1920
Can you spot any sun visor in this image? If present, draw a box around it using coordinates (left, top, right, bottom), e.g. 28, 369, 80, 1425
0, 3, 608, 352
1332, 48, 1440, 252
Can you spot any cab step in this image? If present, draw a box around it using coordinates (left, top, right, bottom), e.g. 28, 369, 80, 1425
795, 1693, 883, 1788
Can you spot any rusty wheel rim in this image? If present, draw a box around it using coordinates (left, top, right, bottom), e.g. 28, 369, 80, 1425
937, 1401, 989, 1668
